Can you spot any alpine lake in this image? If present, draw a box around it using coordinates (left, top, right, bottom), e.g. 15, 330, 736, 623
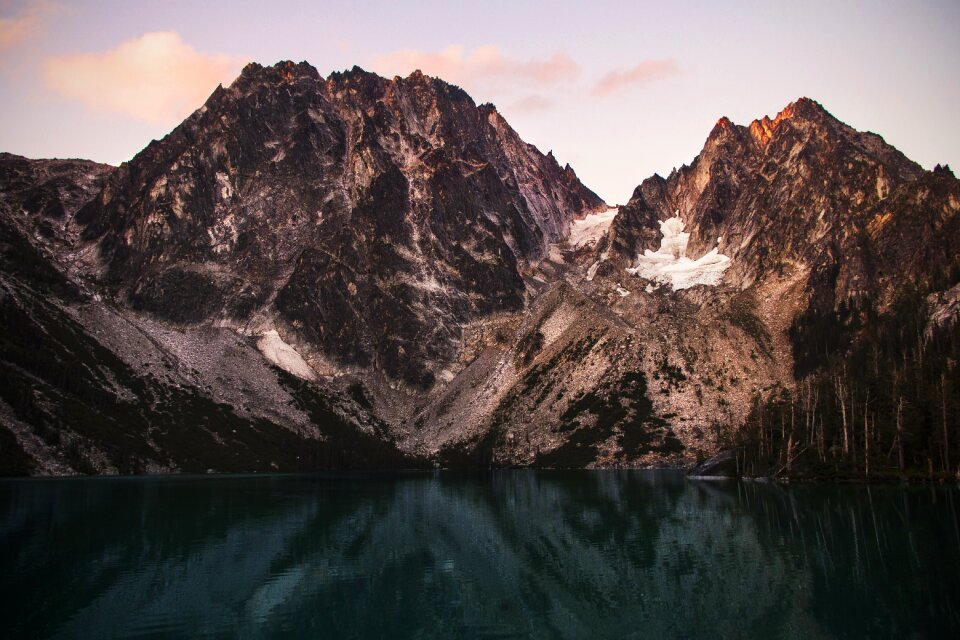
2, 470, 958, 639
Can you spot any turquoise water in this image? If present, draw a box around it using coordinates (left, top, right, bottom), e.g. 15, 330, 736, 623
1, 471, 958, 639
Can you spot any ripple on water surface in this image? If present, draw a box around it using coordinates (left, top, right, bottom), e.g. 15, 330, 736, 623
1, 471, 958, 639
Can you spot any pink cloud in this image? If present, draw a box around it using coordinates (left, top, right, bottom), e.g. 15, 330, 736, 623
591, 59, 680, 97
371, 45, 579, 91
507, 94, 554, 114
0, 0, 57, 51
43, 31, 246, 125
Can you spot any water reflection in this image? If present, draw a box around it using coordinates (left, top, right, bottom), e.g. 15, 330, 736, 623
1, 472, 958, 639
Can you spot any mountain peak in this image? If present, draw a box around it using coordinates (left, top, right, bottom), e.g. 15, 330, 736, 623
748, 115, 777, 146
77, 57, 605, 388
239, 60, 320, 83
326, 64, 379, 85
715, 116, 734, 129
779, 96, 830, 121
614, 93, 946, 310
707, 115, 741, 141
746, 97, 835, 146
705, 115, 748, 151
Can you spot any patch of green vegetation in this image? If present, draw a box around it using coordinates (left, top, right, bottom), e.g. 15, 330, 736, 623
438, 331, 607, 469
516, 330, 545, 367
535, 423, 606, 468
723, 291, 773, 355
512, 290, 569, 368
789, 292, 866, 378
275, 369, 421, 469
346, 381, 373, 410
520, 361, 551, 394
539, 368, 683, 468
733, 283, 960, 481
652, 357, 687, 387
517, 332, 602, 408
0, 218, 81, 301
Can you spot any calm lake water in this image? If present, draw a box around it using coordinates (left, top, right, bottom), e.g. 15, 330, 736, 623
1, 471, 958, 639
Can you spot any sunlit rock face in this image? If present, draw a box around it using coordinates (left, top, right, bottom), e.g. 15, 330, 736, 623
610, 97, 960, 309
77, 61, 604, 387
626, 214, 730, 290
2, 90, 959, 475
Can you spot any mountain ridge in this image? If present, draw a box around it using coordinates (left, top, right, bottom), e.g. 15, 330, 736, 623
76, 60, 605, 389
1, 63, 957, 477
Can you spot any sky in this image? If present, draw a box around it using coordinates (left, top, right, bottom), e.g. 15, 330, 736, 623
1, 0, 958, 204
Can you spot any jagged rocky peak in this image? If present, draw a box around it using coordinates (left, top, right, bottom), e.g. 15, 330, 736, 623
1, 153, 113, 221
744, 97, 832, 144
479, 105, 606, 235
612, 96, 956, 309
707, 98, 831, 143
76, 60, 604, 388
0, 153, 114, 260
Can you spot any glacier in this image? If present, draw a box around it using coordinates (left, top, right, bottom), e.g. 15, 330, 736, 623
257, 330, 317, 381
626, 214, 730, 290
568, 207, 618, 250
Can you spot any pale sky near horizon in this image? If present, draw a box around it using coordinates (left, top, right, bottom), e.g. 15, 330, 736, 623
0, 0, 957, 204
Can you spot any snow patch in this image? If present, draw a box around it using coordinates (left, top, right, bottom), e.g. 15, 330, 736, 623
257, 330, 317, 380
586, 250, 609, 282
568, 207, 618, 250
626, 214, 730, 290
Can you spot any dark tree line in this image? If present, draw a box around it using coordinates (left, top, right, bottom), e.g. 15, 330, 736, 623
727, 285, 959, 480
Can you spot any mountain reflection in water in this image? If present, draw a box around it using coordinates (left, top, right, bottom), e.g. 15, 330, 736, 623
2, 471, 958, 639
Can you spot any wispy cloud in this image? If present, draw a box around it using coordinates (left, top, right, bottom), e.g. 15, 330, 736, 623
591, 59, 679, 97
507, 94, 554, 114
0, 0, 57, 51
371, 45, 580, 92
43, 31, 245, 125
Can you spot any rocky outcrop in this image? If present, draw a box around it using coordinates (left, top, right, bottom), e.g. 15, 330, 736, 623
78, 62, 604, 388
613, 99, 959, 301
608, 98, 960, 375
2, 81, 957, 475
0, 153, 113, 229
0, 154, 417, 475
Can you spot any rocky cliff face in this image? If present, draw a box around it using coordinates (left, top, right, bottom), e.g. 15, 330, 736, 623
0, 153, 417, 475
612, 98, 958, 304
78, 61, 604, 388
2, 78, 957, 475
608, 98, 960, 375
